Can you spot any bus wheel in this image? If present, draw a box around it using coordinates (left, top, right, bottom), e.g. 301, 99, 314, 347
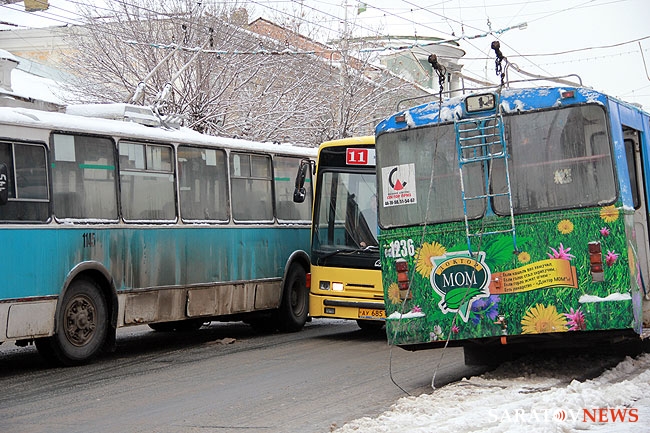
277, 265, 308, 332
35, 278, 108, 366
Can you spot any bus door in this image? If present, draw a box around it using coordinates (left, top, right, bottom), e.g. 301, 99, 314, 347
623, 128, 650, 324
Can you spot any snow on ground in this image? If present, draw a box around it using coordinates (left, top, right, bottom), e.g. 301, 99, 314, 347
334, 352, 650, 433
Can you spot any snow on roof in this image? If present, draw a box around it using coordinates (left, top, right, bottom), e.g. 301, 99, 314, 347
0, 49, 19, 63
8, 67, 67, 105
0, 105, 317, 156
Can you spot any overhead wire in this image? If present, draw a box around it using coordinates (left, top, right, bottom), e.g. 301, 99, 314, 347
0, 2, 86, 26
4, 0, 644, 107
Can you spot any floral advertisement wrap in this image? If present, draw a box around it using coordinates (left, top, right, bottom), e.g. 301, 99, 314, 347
380, 204, 643, 346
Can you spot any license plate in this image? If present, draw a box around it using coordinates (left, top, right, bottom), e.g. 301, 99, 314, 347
358, 308, 386, 319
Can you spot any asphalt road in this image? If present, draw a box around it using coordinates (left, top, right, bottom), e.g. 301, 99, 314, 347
0, 319, 487, 433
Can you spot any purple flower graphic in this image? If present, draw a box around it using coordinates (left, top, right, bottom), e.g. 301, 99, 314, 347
599, 227, 610, 237
469, 295, 500, 325
564, 308, 586, 331
605, 250, 619, 266
547, 243, 575, 260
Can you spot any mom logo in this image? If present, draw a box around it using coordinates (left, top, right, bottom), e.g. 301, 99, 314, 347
430, 251, 491, 322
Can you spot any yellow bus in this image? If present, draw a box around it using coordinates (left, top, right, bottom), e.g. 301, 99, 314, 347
294, 137, 384, 330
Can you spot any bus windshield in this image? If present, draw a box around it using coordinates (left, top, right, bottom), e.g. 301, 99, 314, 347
378, 104, 615, 228
313, 170, 377, 253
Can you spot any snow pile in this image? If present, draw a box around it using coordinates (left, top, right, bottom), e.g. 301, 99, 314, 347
335, 353, 650, 433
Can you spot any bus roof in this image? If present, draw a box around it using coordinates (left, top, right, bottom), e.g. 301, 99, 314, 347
375, 86, 648, 135
0, 105, 317, 158
319, 136, 374, 150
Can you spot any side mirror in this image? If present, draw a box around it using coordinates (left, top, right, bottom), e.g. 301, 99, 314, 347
0, 163, 8, 206
293, 159, 311, 203
293, 187, 306, 203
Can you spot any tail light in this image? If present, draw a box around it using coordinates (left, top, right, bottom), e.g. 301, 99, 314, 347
395, 259, 412, 300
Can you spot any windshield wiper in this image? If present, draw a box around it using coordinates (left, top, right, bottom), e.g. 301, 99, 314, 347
317, 245, 379, 261
318, 248, 357, 261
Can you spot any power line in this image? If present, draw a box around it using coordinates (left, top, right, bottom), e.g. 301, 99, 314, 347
0, 2, 86, 26
513, 35, 650, 57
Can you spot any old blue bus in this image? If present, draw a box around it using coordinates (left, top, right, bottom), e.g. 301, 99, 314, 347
0, 103, 315, 365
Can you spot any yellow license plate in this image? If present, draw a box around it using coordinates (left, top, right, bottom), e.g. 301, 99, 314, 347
358, 308, 386, 319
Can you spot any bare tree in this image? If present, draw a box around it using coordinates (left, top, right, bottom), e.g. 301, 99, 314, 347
59, 0, 428, 146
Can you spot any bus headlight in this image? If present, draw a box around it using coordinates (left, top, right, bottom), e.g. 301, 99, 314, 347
319, 281, 330, 291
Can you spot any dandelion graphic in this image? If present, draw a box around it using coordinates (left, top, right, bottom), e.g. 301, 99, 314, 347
547, 243, 575, 260
387, 283, 401, 305
564, 308, 586, 331
517, 251, 531, 264
415, 241, 446, 278
605, 250, 619, 266
521, 304, 568, 334
557, 219, 574, 234
600, 205, 619, 223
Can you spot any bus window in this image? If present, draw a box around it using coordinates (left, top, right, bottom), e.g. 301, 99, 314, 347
119, 141, 175, 221
230, 152, 273, 222
274, 155, 311, 222
178, 145, 229, 222
378, 125, 484, 228
624, 137, 641, 209
493, 105, 615, 214
0, 163, 7, 205
52, 134, 118, 220
0, 141, 49, 222
315, 171, 378, 249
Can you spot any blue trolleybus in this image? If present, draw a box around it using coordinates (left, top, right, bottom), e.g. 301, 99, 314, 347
0, 104, 315, 365
375, 84, 650, 363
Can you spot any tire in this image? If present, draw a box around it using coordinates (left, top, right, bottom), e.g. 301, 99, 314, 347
276, 265, 308, 332
35, 278, 108, 366
356, 319, 385, 331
